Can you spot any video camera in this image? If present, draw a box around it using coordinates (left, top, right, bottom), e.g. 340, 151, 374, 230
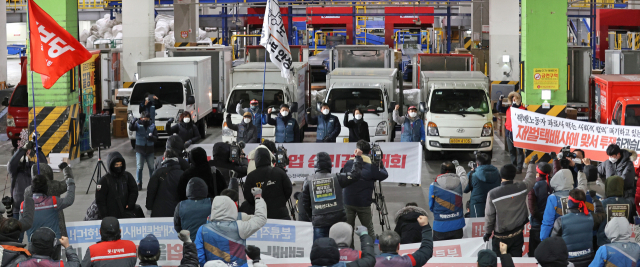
275, 145, 289, 169
371, 143, 384, 168
229, 141, 246, 163
560, 146, 577, 159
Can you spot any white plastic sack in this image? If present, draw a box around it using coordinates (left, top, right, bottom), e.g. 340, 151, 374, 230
155, 20, 170, 37
111, 25, 122, 36
155, 32, 165, 43
197, 28, 207, 41
79, 29, 90, 43
169, 20, 174, 31
103, 32, 113, 40
155, 14, 173, 24
163, 31, 175, 47
85, 35, 97, 48
114, 32, 123, 40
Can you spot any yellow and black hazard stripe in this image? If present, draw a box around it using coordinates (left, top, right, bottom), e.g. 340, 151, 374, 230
523, 104, 567, 164
123, 82, 135, 88
464, 37, 472, 50
27, 104, 80, 160
211, 38, 222, 44
491, 81, 520, 91
174, 42, 197, 47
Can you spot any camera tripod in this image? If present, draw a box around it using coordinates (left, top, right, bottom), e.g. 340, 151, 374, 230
373, 180, 391, 231
86, 147, 108, 194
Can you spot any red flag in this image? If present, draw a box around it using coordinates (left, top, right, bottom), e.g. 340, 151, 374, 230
28, 0, 91, 89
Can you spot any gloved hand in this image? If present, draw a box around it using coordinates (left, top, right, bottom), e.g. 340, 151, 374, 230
355, 226, 368, 236
58, 162, 68, 170
23, 141, 34, 150
344, 110, 350, 114
452, 160, 460, 167
178, 230, 192, 243
306, 107, 312, 114
239, 99, 244, 105
530, 154, 539, 164
483, 232, 492, 242
168, 117, 174, 123
252, 187, 262, 198
185, 140, 192, 148
245, 245, 261, 261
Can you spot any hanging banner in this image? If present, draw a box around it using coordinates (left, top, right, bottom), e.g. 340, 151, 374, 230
191, 142, 422, 184
510, 108, 640, 167
256, 255, 539, 267
259, 0, 294, 82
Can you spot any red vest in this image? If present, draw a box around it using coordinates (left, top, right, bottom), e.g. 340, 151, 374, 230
88, 239, 137, 262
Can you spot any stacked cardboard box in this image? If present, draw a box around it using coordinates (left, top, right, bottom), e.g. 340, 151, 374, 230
113, 119, 127, 138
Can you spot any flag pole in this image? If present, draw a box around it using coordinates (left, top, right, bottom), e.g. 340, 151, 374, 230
26, 0, 40, 174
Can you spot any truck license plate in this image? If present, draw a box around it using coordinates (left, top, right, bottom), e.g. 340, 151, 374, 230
450, 138, 471, 144
156, 126, 165, 131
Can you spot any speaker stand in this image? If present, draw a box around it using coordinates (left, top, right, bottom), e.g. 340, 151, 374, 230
86, 147, 108, 194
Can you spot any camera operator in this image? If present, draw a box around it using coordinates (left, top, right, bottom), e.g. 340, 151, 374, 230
464, 153, 501, 217
598, 144, 636, 202
244, 147, 292, 220
551, 147, 581, 186
209, 142, 248, 184
342, 140, 388, 240
139, 93, 162, 123
147, 150, 184, 217
429, 161, 468, 241
8, 140, 47, 220
225, 112, 259, 143
301, 151, 364, 240
154, 135, 190, 171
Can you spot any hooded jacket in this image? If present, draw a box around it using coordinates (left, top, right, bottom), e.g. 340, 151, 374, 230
24, 164, 71, 237
310, 235, 376, 267
243, 148, 293, 219
195, 196, 267, 266
0, 186, 35, 266
154, 135, 190, 171
174, 178, 212, 242
342, 155, 388, 207
343, 112, 370, 142
540, 169, 584, 240
166, 120, 201, 147
597, 176, 636, 247
429, 166, 468, 233
178, 147, 226, 201
329, 222, 360, 262
528, 166, 553, 228
597, 149, 636, 198
225, 115, 258, 143
96, 152, 139, 219
464, 165, 501, 217
590, 217, 640, 267
8, 147, 47, 215
534, 236, 573, 267
146, 159, 184, 217
210, 142, 248, 184
394, 205, 429, 244
247, 145, 275, 174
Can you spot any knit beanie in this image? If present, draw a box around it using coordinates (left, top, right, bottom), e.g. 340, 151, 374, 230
500, 164, 517, 180
584, 165, 598, 182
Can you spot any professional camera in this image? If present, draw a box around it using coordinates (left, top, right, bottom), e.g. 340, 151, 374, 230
1, 196, 12, 218
560, 146, 577, 159
370, 143, 384, 168
275, 145, 289, 169
229, 141, 246, 163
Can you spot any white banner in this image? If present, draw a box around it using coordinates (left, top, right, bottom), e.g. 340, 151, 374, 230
255, 257, 539, 267
510, 108, 640, 167
191, 142, 422, 184
65, 218, 313, 266
259, 0, 293, 81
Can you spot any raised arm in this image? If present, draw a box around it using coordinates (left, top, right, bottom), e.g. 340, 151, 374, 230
392, 109, 405, 124
56, 167, 76, 210
410, 221, 433, 267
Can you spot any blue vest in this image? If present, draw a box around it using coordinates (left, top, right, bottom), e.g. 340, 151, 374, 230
22, 195, 60, 241
430, 182, 464, 222
200, 221, 247, 267
179, 199, 212, 242
251, 111, 263, 136
375, 253, 414, 267
602, 242, 640, 267
317, 115, 337, 141
561, 212, 594, 259
16, 257, 62, 267
401, 117, 422, 142
134, 122, 156, 147
275, 117, 295, 143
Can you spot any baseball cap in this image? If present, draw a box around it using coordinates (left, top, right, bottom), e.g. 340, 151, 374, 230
139, 234, 160, 257
408, 106, 417, 111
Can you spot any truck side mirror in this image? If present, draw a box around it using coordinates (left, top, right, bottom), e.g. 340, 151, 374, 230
316, 102, 322, 112
290, 102, 299, 113
122, 98, 129, 106
1, 97, 8, 106
219, 102, 225, 110
187, 96, 195, 105
419, 102, 428, 113
388, 101, 396, 112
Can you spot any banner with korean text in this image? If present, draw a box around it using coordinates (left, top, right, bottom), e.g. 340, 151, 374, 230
256, 256, 539, 267
65, 218, 313, 266
510, 108, 640, 166
191, 142, 422, 184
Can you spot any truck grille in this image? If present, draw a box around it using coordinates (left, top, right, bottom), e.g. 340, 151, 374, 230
441, 144, 481, 149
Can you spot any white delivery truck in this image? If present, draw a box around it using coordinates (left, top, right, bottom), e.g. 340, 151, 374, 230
222, 62, 309, 143
126, 57, 213, 148
417, 71, 493, 159
324, 68, 398, 142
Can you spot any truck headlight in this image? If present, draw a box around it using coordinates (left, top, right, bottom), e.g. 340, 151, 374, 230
481, 122, 493, 137
427, 121, 439, 136
375, 121, 388, 136
222, 122, 234, 136
6, 114, 15, 127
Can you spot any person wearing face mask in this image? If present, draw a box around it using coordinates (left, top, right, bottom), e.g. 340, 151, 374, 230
225, 112, 258, 143
598, 144, 636, 202
129, 111, 158, 190
343, 108, 370, 142
166, 111, 201, 148
393, 105, 425, 143
306, 103, 341, 143
96, 152, 139, 219
8, 140, 47, 220
236, 98, 266, 139
139, 93, 163, 124
267, 104, 300, 143
503, 92, 526, 174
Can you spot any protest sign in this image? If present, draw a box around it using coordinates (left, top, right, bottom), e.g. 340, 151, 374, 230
191, 142, 422, 184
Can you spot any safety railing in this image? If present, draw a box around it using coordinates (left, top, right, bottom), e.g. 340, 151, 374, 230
313, 30, 346, 55
231, 34, 261, 60
6, 0, 167, 10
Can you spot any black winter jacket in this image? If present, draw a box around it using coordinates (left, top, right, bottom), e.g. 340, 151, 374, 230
96, 152, 139, 219
244, 148, 293, 219
225, 115, 259, 143
178, 148, 226, 201
209, 142, 248, 184
393, 205, 428, 244
598, 149, 636, 199
341, 155, 388, 207
310, 234, 376, 267
147, 159, 184, 217
154, 135, 190, 171
343, 112, 370, 142
8, 147, 47, 215
166, 121, 201, 148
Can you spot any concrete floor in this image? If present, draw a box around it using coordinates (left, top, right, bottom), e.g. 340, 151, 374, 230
0, 125, 521, 238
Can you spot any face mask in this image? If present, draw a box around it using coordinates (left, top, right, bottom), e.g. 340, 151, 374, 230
355, 114, 363, 120
250, 105, 258, 111
409, 112, 417, 118
572, 158, 583, 165
281, 111, 289, 117
183, 118, 191, 123
243, 118, 251, 124
142, 120, 150, 127
609, 157, 617, 163
112, 166, 123, 174
322, 109, 330, 115
514, 100, 521, 106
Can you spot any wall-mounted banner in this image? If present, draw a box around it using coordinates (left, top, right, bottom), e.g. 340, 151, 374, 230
191, 142, 422, 184
510, 108, 640, 166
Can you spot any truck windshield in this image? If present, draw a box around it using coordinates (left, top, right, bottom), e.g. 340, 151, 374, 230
326, 89, 384, 113
130, 82, 184, 105
10, 85, 28, 107
625, 105, 640, 126
229, 89, 284, 110
429, 89, 489, 114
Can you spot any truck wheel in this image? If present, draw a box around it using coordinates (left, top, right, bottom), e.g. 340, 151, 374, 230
423, 148, 435, 161
198, 119, 207, 137
130, 140, 136, 149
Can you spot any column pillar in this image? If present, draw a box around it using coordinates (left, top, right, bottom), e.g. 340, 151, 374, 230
174, 0, 199, 46
122, 0, 154, 83
489, 0, 519, 84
